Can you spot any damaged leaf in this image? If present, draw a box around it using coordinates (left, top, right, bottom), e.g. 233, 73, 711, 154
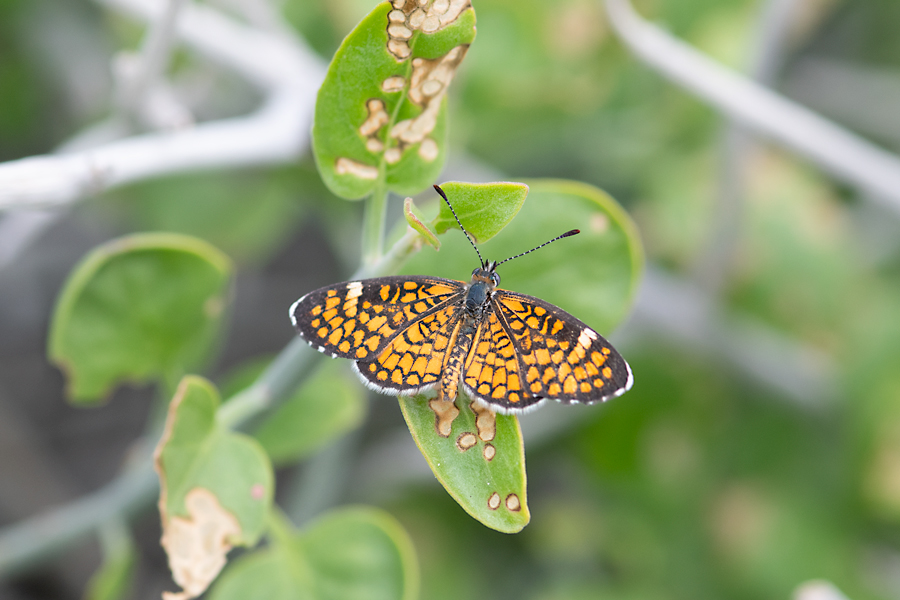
48, 233, 232, 404
155, 376, 274, 600
398, 392, 529, 533
313, 0, 476, 199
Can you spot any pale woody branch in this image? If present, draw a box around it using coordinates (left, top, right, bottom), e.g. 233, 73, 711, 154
0, 0, 325, 211
604, 0, 900, 214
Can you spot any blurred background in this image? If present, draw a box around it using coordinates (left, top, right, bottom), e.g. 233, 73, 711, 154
2, 0, 900, 598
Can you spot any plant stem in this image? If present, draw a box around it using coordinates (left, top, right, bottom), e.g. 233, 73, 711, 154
361, 177, 389, 266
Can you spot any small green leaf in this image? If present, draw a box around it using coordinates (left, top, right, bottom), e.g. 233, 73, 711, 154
155, 376, 274, 599
403, 178, 643, 334
207, 546, 314, 600
313, 1, 476, 199
220, 358, 367, 465
84, 523, 136, 600
404, 196, 440, 249
432, 181, 529, 243
398, 392, 530, 533
209, 507, 418, 600
48, 233, 232, 404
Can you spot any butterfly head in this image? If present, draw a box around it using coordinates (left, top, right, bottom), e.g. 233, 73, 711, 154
470, 263, 501, 287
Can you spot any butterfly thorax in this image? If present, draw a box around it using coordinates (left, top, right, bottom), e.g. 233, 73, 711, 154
464, 265, 499, 319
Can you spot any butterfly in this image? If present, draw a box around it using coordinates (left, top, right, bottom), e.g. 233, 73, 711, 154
290, 184, 633, 414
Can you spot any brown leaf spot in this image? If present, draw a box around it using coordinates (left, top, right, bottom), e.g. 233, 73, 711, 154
505, 493, 521, 512
488, 492, 501, 510
335, 158, 377, 179
470, 402, 496, 442
482, 443, 496, 461
160, 488, 241, 600
456, 432, 477, 451
429, 396, 459, 437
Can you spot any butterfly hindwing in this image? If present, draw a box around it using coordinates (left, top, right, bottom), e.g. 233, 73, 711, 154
462, 308, 535, 412
492, 290, 632, 406
355, 302, 463, 394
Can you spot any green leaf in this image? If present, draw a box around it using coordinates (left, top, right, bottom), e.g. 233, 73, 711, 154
155, 376, 274, 599
209, 507, 419, 600
404, 196, 440, 249
48, 233, 232, 404
313, 1, 476, 199
84, 523, 136, 600
220, 358, 367, 466
402, 178, 643, 334
432, 181, 529, 243
398, 392, 529, 533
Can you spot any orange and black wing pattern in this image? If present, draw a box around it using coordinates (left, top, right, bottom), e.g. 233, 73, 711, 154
480, 289, 633, 412
290, 276, 465, 393
462, 308, 530, 412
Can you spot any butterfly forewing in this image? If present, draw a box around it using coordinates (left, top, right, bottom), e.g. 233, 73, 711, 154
492, 290, 632, 406
290, 276, 465, 361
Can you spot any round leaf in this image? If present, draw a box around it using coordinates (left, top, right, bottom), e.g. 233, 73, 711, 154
210, 507, 418, 600
48, 233, 232, 404
401, 179, 643, 335
399, 392, 530, 533
301, 507, 419, 600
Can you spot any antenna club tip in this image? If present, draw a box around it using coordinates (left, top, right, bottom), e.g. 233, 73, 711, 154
564, 229, 580, 237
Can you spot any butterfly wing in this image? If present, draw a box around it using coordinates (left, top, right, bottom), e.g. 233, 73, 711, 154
354, 301, 464, 394
489, 289, 632, 408
462, 308, 537, 413
290, 275, 465, 391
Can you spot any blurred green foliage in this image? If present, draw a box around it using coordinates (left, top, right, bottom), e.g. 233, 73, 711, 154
6, 0, 900, 598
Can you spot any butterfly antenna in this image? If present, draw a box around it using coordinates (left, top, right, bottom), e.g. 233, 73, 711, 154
495, 229, 580, 267
433, 184, 486, 269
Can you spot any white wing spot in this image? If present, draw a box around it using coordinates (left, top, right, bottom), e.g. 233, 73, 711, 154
577, 328, 597, 348
346, 281, 364, 299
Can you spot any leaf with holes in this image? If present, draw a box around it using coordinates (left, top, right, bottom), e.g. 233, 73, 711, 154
399, 391, 529, 533
209, 507, 419, 600
313, 0, 476, 199
155, 376, 274, 600
48, 233, 232, 404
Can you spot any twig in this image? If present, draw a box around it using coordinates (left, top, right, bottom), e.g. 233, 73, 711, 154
692, 0, 805, 294
603, 0, 900, 213
0, 0, 325, 211
114, 0, 192, 129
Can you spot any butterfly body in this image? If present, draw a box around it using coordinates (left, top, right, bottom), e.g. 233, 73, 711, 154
290, 267, 632, 414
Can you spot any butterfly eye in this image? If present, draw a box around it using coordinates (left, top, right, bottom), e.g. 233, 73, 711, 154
491, 272, 501, 286
472, 268, 481, 277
